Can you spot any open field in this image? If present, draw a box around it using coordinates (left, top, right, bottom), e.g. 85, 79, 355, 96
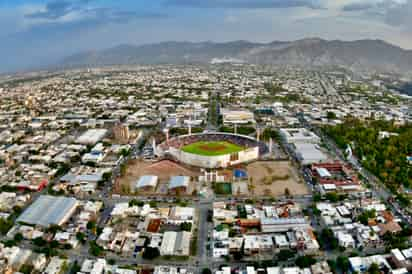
246, 161, 309, 196
181, 141, 244, 156
115, 159, 200, 195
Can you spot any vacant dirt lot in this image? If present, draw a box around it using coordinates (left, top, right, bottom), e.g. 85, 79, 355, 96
115, 159, 200, 195
246, 161, 309, 197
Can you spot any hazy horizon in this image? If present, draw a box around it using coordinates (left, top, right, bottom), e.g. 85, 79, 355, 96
1, 0, 412, 72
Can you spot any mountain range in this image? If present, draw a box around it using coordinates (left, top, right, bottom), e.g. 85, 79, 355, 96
59, 38, 412, 74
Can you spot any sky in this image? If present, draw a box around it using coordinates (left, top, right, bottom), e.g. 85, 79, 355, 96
1, 0, 412, 72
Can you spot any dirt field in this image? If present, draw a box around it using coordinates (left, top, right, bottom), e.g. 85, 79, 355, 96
115, 159, 200, 195
246, 161, 309, 197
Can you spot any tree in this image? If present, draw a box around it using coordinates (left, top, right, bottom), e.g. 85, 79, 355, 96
87, 221, 96, 231
19, 264, 33, 274
202, 268, 212, 274
313, 193, 321, 202
368, 263, 380, 274
327, 111, 337, 120
325, 192, 339, 202
337, 256, 350, 272
14, 233, 23, 243
0, 218, 13, 235
89, 241, 104, 256
277, 249, 295, 261
142, 247, 160, 260
46, 224, 61, 234
76, 232, 86, 244
102, 172, 112, 182
284, 188, 291, 197
318, 228, 339, 250
69, 261, 81, 274
32, 237, 47, 247
149, 200, 157, 208
128, 199, 144, 207
233, 251, 244, 261
180, 222, 192, 232
295, 255, 316, 268
357, 209, 376, 225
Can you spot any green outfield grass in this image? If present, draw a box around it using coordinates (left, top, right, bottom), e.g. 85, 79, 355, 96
181, 141, 244, 156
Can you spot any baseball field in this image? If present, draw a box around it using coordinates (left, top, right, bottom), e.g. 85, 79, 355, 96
181, 141, 244, 156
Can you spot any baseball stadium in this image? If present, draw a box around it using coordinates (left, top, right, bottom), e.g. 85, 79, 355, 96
157, 132, 268, 168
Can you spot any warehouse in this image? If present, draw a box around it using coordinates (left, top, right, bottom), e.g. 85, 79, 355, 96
279, 128, 321, 144
260, 218, 309, 233
159, 231, 191, 256
134, 175, 158, 192
293, 143, 328, 165
76, 129, 108, 145
168, 176, 190, 194
17, 195, 79, 227
221, 109, 255, 124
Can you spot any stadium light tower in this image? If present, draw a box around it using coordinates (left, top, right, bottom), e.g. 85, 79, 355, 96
256, 125, 262, 141
163, 128, 170, 145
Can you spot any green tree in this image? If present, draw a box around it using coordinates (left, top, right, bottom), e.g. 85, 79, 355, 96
295, 256, 316, 268
89, 241, 104, 256
87, 221, 96, 231
14, 233, 23, 243
357, 209, 376, 225
327, 111, 337, 120
129, 199, 144, 207
32, 237, 47, 247
0, 218, 13, 235
76, 232, 86, 244
142, 247, 160, 260
69, 261, 81, 274
180, 222, 192, 232
202, 268, 212, 274
337, 256, 350, 272
368, 263, 380, 274
277, 249, 295, 261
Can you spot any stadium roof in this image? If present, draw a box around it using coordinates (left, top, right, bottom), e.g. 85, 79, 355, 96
169, 176, 190, 189
17, 195, 79, 227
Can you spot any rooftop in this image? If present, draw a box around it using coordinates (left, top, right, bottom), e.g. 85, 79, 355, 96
17, 195, 78, 227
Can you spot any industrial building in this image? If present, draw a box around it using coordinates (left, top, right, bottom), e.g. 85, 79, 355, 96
293, 143, 328, 165
168, 176, 190, 194
260, 218, 309, 233
17, 195, 79, 227
76, 129, 108, 145
221, 109, 255, 124
159, 231, 191, 256
279, 128, 321, 144
134, 175, 158, 192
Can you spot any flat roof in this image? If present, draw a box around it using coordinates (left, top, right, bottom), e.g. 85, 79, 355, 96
169, 176, 190, 189
136, 175, 158, 188
316, 167, 331, 178
17, 195, 78, 227
76, 129, 107, 145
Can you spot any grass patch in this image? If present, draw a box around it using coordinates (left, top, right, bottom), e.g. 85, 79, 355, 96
190, 235, 198, 256
213, 183, 232, 195
182, 141, 244, 156
162, 255, 189, 261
